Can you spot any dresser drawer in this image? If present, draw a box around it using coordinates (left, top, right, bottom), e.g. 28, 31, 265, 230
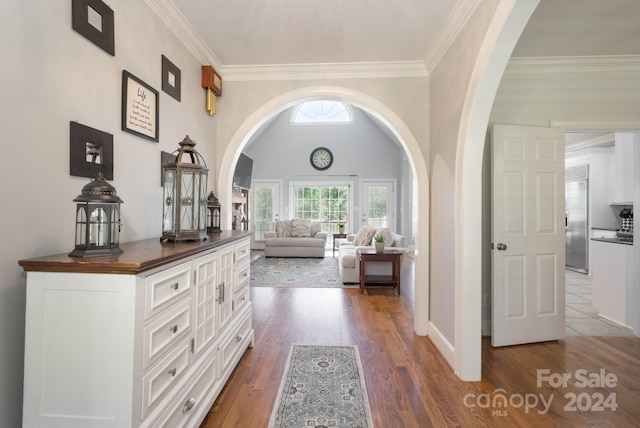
220, 314, 252, 371
142, 297, 191, 370
160, 350, 219, 428
234, 286, 250, 313
141, 338, 190, 419
145, 263, 192, 320
235, 240, 250, 265
235, 262, 250, 291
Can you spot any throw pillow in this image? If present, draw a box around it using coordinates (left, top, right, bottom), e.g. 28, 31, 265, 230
275, 220, 292, 238
290, 219, 311, 237
353, 226, 376, 246
371, 228, 394, 247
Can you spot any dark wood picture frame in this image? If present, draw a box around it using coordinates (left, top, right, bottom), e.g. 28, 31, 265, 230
121, 70, 159, 142
71, 0, 115, 56
161, 55, 181, 102
70, 121, 114, 180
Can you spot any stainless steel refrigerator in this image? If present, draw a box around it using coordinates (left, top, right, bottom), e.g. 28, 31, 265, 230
565, 164, 589, 273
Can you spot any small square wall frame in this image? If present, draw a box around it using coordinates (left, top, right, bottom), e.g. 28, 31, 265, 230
72, 0, 115, 56
70, 121, 114, 180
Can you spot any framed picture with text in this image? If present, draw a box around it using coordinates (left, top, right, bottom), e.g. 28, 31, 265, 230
121, 70, 159, 142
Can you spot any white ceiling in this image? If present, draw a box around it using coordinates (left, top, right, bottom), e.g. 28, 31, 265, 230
164, 0, 640, 150
169, 0, 640, 68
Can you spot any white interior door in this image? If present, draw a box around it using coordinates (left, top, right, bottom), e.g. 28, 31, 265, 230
491, 124, 566, 347
251, 180, 281, 243
361, 180, 396, 231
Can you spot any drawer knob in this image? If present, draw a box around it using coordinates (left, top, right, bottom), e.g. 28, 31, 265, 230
235, 334, 244, 342
169, 325, 178, 334
183, 397, 196, 413
171, 282, 179, 290
168, 368, 177, 377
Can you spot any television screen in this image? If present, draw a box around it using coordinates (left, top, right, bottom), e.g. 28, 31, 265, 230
233, 153, 253, 189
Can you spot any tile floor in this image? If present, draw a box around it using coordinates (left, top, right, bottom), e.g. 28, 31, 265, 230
565, 270, 635, 336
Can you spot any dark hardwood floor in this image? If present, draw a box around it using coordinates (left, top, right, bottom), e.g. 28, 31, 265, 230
201, 252, 640, 427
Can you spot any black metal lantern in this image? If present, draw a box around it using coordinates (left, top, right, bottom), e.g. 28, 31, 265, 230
207, 191, 221, 233
162, 135, 209, 241
69, 173, 123, 257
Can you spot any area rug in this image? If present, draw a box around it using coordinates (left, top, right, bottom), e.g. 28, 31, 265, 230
251, 256, 353, 288
269, 344, 374, 428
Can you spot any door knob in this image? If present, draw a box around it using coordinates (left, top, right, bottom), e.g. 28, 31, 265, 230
496, 243, 507, 251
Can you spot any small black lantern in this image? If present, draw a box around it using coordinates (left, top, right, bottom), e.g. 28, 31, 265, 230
207, 191, 221, 233
162, 135, 209, 241
70, 173, 123, 257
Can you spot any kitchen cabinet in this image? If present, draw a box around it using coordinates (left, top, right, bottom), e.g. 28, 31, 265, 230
610, 132, 637, 205
591, 239, 633, 327
19, 231, 252, 428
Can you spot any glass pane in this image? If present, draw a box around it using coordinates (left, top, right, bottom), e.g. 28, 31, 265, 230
111, 206, 119, 244
254, 186, 274, 241
367, 186, 388, 228
89, 207, 108, 246
292, 185, 349, 236
292, 101, 353, 124
163, 170, 175, 232
76, 207, 87, 246
180, 171, 195, 231
198, 172, 207, 231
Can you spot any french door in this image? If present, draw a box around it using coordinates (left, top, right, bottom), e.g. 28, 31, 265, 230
251, 180, 281, 242
360, 180, 396, 231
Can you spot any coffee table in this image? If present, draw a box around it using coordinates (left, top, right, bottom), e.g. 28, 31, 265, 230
358, 248, 402, 295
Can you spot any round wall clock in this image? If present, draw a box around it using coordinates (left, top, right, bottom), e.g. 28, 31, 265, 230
310, 147, 333, 171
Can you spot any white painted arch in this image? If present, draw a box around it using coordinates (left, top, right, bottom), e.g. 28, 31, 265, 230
218, 86, 430, 335
454, 0, 540, 380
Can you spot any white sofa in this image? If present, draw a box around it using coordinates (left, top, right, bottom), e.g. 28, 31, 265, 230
338, 226, 406, 283
264, 219, 328, 258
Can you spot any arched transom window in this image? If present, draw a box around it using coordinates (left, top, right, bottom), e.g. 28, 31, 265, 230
291, 100, 354, 124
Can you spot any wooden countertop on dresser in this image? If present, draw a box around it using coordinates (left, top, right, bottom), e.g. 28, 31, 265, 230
18, 230, 252, 275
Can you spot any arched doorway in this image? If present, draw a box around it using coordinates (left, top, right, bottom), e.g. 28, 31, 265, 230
454, 0, 540, 380
218, 86, 431, 335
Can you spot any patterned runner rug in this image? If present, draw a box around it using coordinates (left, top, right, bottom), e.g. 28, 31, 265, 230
251, 256, 354, 287
269, 344, 374, 428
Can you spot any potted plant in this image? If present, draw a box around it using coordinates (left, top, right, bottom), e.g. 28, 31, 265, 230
374, 234, 385, 253
338, 214, 348, 233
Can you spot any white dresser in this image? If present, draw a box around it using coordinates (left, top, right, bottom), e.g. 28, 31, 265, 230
19, 231, 253, 428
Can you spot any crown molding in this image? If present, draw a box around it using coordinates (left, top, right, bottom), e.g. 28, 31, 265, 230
423, 0, 482, 73
506, 55, 640, 73
221, 61, 428, 82
144, 0, 222, 70
565, 133, 614, 153
551, 119, 640, 132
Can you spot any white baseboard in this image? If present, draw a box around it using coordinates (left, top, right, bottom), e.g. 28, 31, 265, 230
428, 321, 455, 370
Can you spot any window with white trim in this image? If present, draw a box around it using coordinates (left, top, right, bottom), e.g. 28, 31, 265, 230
291, 101, 354, 124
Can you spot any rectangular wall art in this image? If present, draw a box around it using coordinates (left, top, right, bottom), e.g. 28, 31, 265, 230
121, 70, 159, 142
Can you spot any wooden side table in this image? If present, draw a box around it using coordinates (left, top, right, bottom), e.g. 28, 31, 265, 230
358, 248, 402, 295
333, 233, 347, 257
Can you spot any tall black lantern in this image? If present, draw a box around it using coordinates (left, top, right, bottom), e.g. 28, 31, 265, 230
162, 135, 208, 241
207, 191, 221, 233
69, 173, 123, 257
